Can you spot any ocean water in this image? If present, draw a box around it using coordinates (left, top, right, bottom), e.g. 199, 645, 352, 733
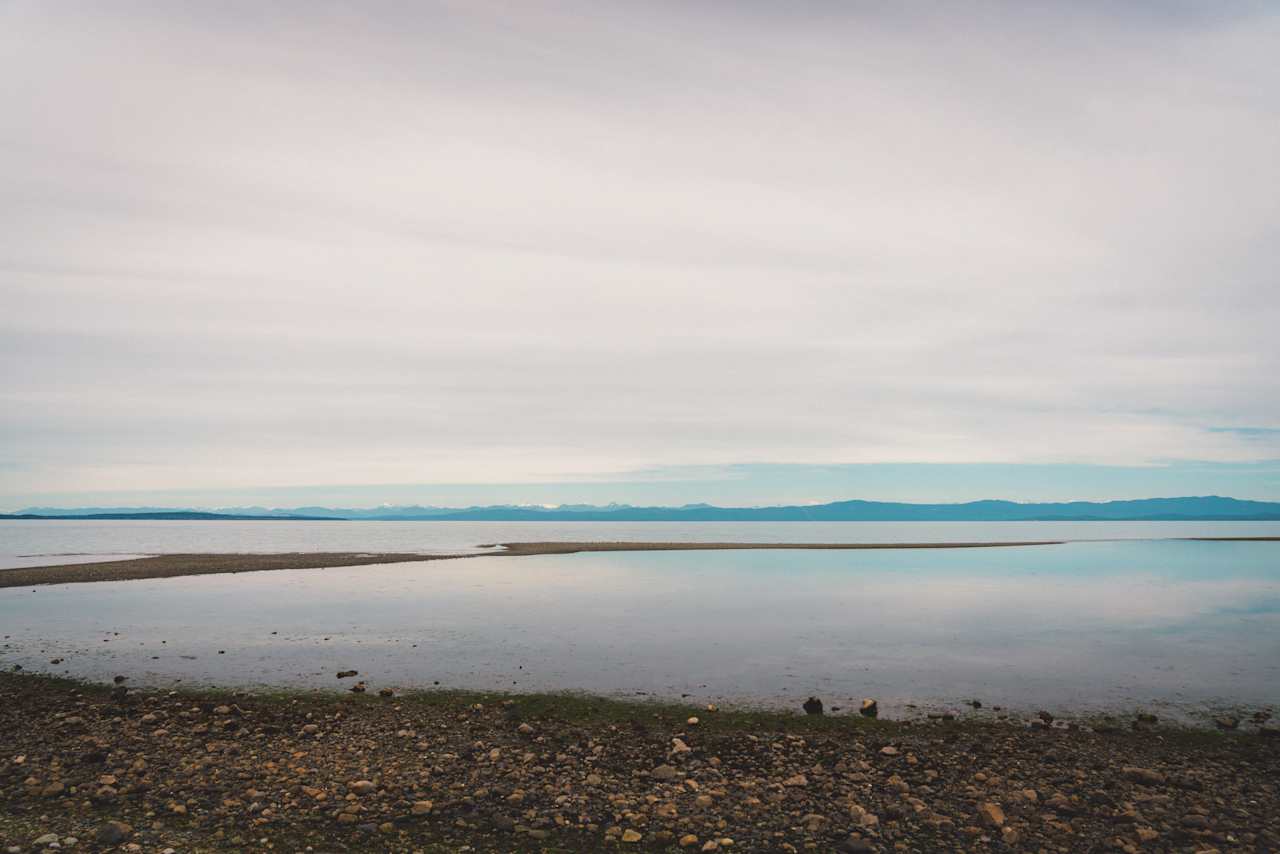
2, 518, 1279, 569
1, 535, 1277, 724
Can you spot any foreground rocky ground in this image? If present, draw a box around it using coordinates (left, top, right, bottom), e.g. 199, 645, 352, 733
2, 674, 1277, 853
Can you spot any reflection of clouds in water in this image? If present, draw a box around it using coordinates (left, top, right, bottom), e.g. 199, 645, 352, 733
3, 542, 1278, 716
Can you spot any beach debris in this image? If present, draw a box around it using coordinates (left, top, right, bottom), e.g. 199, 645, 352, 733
860, 698, 878, 718
336, 670, 358, 679
802, 696, 824, 715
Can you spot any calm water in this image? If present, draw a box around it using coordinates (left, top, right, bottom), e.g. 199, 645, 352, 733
3, 518, 1280, 569
2, 536, 1277, 724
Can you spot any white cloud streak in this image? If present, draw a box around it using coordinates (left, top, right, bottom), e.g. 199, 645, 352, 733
2, 1, 1278, 497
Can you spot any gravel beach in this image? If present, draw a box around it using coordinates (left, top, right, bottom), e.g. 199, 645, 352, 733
2, 673, 1277, 852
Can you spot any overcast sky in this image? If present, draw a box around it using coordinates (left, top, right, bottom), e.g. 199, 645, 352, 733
3, 1, 1279, 508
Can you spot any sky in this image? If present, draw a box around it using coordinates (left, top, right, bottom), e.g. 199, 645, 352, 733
2, 1, 1279, 509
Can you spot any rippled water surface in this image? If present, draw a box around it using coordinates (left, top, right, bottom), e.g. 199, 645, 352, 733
2, 538, 1277, 723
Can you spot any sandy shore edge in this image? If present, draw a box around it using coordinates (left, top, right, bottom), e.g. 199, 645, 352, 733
0, 540, 1067, 589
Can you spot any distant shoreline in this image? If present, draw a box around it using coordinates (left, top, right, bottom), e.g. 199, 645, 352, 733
0, 540, 1065, 589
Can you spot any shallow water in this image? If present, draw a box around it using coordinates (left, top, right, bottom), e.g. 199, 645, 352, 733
2, 518, 1279, 569
2, 539, 1276, 724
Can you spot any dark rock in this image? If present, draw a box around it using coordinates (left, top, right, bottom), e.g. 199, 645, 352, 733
860, 699, 878, 718
336, 670, 358, 679
803, 697, 824, 715
95, 821, 132, 845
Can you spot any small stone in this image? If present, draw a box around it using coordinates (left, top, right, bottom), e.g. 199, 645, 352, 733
700, 842, 719, 853
978, 802, 1005, 828
34, 834, 60, 846
651, 764, 678, 781
1136, 826, 1159, 842
95, 822, 132, 845
336, 670, 358, 678
1001, 826, 1020, 845
349, 682, 366, 693
1122, 766, 1166, 786
621, 829, 643, 843
411, 800, 432, 815
1181, 813, 1210, 829
378, 687, 394, 698
679, 834, 699, 848
860, 698, 878, 718
879, 746, 900, 756
350, 780, 377, 795
802, 696, 824, 715
517, 722, 534, 735
686, 716, 699, 726
1214, 716, 1239, 730
671, 737, 691, 754
782, 773, 808, 787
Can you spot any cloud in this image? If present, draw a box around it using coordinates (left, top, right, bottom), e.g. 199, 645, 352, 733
2, 1, 1279, 500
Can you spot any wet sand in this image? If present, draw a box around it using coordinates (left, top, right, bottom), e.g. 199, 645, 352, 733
0, 540, 1063, 589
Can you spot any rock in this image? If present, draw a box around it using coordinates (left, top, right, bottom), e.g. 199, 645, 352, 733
860, 699, 878, 718
679, 834, 699, 848
349, 780, 377, 795
621, 829, 643, 843
700, 842, 719, 853
1136, 826, 1159, 842
1037, 710, 1054, 724
212, 704, 232, 715
1260, 724, 1280, 738
1122, 766, 1166, 786
978, 802, 1005, 828
33, 834, 60, 846
879, 745, 900, 756
1181, 813, 1210, 829
1214, 716, 1239, 730
651, 764, 678, 781
301, 724, 319, 736
336, 670, 358, 679
782, 773, 808, 787
95, 822, 132, 845
517, 722, 534, 735
803, 696, 824, 715
671, 737, 691, 754
378, 688, 394, 698
1001, 826, 1020, 845
838, 839, 875, 853
411, 800, 432, 815
349, 682, 366, 693
113, 675, 127, 684
686, 716, 699, 726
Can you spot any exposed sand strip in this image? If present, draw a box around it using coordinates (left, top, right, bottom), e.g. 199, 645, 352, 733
0, 540, 1066, 589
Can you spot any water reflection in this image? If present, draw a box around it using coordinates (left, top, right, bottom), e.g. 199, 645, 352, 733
1, 541, 1276, 722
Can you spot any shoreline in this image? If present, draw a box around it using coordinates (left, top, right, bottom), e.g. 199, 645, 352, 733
0, 540, 1064, 589
1, 672, 1276, 852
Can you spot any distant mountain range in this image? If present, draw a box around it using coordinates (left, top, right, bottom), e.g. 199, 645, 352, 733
4, 496, 1280, 521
